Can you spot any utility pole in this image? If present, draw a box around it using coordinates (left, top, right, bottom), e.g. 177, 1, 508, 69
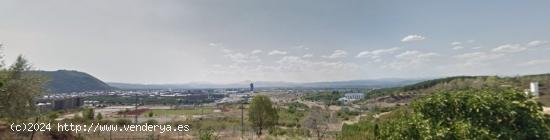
200, 103, 204, 120
30, 106, 41, 140
241, 99, 244, 139
135, 93, 138, 124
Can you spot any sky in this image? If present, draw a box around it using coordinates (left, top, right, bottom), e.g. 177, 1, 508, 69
1, 0, 550, 84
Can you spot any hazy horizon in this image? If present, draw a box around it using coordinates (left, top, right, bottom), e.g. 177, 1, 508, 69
2, 0, 550, 84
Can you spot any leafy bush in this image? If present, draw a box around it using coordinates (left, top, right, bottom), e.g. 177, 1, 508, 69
115, 118, 133, 126
98, 119, 114, 125
303, 92, 344, 105
341, 88, 550, 139
269, 127, 309, 137
148, 111, 154, 117
199, 129, 219, 140
96, 113, 103, 120
143, 119, 158, 125
70, 114, 87, 124
46, 112, 60, 121
338, 120, 377, 140
378, 88, 550, 139
82, 108, 94, 120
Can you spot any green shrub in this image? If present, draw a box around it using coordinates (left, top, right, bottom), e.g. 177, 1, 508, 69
144, 119, 158, 125
98, 119, 114, 125
199, 129, 219, 140
340, 88, 550, 139
96, 113, 103, 120
115, 118, 132, 126
82, 108, 94, 120
378, 88, 550, 139
148, 111, 154, 117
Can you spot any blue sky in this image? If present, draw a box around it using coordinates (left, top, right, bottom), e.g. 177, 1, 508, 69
1, 0, 550, 83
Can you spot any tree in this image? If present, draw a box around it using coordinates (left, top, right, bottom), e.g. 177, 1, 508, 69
199, 129, 219, 140
0, 55, 46, 119
83, 108, 95, 120
248, 95, 278, 137
148, 111, 154, 117
288, 104, 297, 113
378, 88, 550, 139
303, 107, 329, 140
96, 112, 103, 120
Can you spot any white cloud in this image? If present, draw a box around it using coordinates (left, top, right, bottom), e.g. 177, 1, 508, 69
489, 41, 547, 54
268, 50, 288, 55
276, 56, 303, 64
394, 51, 418, 58
221, 48, 233, 53
295, 45, 310, 50
207, 56, 361, 82
455, 52, 499, 59
527, 40, 549, 47
208, 42, 221, 47
441, 51, 504, 75
276, 56, 360, 74
401, 34, 426, 42
302, 53, 313, 58
454, 52, 503, 66
520, 59, 550, 66
451, 41, 462, 46
491, 44, 527, 53
224, 52, 261, 63
395, 51, 438, 59
323, 50, 348, 59
382, 50, 438, 70
251, 49, 262, 54
356, 52, 370, 58
220, 48, 262, 63
356, 47, 400, 60
452, 46, 464, 50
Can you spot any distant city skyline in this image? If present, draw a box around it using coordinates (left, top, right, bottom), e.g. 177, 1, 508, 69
1, 0, 550, 84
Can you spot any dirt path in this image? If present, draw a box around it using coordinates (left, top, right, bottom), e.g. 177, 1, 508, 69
298, 100, 325, 109
342, 113, 367, 125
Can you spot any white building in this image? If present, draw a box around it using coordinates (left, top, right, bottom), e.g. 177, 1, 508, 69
530, 82, 539, 96
345, 93, 365, 100
338, 93, 365, 103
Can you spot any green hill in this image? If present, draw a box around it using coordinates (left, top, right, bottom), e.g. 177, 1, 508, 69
366, 74, 550, 106
35, 70, 114, 93
343, 74, 550, 139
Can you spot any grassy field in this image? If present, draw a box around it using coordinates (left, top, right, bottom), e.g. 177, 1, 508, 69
277, 108, 307, 127
146, 108, 215, 116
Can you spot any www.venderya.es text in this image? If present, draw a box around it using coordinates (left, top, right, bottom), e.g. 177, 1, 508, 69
10, 123, 190, 133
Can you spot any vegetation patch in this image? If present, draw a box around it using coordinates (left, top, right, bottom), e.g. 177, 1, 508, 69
340, 88, 550, 139
146, 108, 214, 116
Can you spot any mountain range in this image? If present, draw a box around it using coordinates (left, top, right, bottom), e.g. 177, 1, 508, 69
107, 79, 425, 89
36, 70, 424, 92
